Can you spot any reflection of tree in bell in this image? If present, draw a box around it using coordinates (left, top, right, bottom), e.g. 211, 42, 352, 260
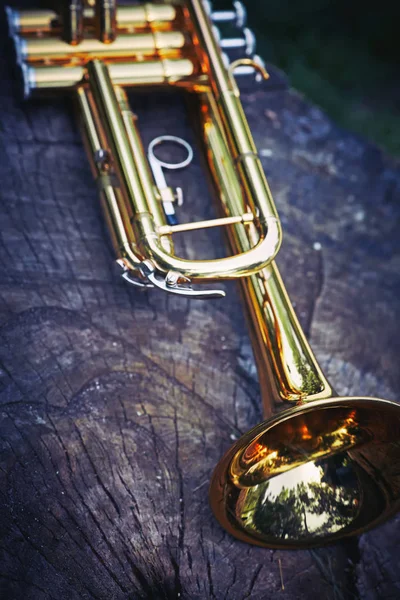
318, 455, 358, 488
241, 453, 360, 541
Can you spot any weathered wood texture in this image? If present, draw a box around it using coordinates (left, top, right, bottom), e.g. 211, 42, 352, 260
1, 10, 400, 600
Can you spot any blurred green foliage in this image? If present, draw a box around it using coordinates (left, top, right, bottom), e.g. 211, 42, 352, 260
220, 0, 400, 156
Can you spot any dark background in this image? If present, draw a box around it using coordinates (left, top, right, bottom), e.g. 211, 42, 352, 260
222, 0, 400, 157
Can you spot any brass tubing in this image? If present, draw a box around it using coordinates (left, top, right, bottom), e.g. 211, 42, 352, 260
21, 58, 196, 97
157, 213, 254, 236
115, 86, 173, 254
245, 262, 333, 407
6, 5, 178, 35
201, 89, 400, 548
87, 60, 281, 280
16, 31, 186, 64
188, 0, 281, 240
198, 91, 333, 410
76, 84, 142, 271
87, 60, 151, 219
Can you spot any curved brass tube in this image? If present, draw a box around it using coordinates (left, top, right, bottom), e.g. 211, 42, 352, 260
87, 59, 282, 282
200, 89, 400, 548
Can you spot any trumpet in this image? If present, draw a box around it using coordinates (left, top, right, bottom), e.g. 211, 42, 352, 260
10, 1, 280, 299
7, 0, 400, 549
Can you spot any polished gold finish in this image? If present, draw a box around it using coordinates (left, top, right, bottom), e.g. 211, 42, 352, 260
188, 0, 280, 254
13, 0, 282, 288
18, 32, 186, 64
76, 84, 142, 272
157, 213, 254, 235
6, 5, 178, 35
9, 1, 400, 548
22, 59, 197, 95
13, 1, 282, 282
199, 87, 400, 548
19, 84, 279, 280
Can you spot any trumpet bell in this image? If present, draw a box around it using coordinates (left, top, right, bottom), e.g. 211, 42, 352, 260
210, 396, 400, 549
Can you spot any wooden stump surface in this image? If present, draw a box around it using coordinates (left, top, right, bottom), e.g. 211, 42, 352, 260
1, 8, 400, 600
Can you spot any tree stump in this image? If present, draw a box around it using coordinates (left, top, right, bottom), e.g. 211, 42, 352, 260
1, 10, 400, 600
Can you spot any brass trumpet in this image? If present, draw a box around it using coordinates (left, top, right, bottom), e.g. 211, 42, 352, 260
7, 0, 400, 549
10, 1, 280, 299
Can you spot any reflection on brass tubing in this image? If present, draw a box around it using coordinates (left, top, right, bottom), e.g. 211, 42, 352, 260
6, 5, 178, 34
76, 85, 142, 270
22, 59, 196, 96
18, 32, 186, 64
202, 46, 400, 547
115, 86, 174, 254
188, 0, 281, 240
87, 61, 279, 281
232, 408, 370, 487
88, 60, 160, 219
87, 60, 178, 266
198, 91, 332, 408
